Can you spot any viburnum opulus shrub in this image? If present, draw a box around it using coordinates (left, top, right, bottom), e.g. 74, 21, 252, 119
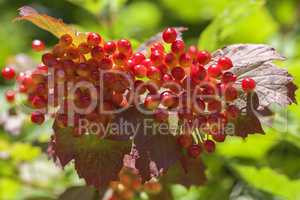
2, 6, 298, 199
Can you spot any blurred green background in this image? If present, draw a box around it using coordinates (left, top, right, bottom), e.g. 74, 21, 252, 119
1, 0, 300, 199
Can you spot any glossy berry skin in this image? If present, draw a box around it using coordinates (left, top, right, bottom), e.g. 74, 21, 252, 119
154, 108, 169, 123
5, 90, 15, 103
32, 39, 45, 51
151, 42, 165, 53
222, 72, 237, 83
179, 53, 192, 67
133, 64, 148, 78
160, 91, 178, 108
224, 86, 238, 102
217, 57, 233, 70
197, 51, 211, 65
191, 64, 206, 82
171, 40, 185, 54
31, 111, 45, 125
132, 53, 146, 64
242, 77, 256, 92
87, 32, 102, 46
147, 66, 161, 80
162, 28, 177, 43
144, 94, 160, 110
164, 53, 177, 67
117, 39, 132, 54
188, 144, 202, 158
171, 67, 185, 80
150, 50, 164, 65
2, 67, 16, 80
60, 34, 73, 46
104, 41, 116, 54
204, 140, 216, 153
207, 64, 222, 78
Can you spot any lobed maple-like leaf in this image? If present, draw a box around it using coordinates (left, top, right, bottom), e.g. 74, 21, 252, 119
212, 44, 297, 108
113, 106, 181, 181
50, 120, 131, 188
15, 6, 86, 45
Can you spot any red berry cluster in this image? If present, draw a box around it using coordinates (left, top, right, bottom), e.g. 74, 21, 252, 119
109, 167, 161, 200
1, 28, 257, 152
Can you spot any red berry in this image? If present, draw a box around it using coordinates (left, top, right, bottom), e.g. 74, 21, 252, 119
197, 51, 211, 65
2, 67, 16, 80
113, 52, 127, 66
224, 86, 238, 102
190, 64, 206, 82
99, 58, 113, 70
188, 45, 198, 58
31, 111, 45, 125
193, 98, 205, 114
42, 53, 58, 67
188, 144, 202, 158
104, 41, 116, 54
164, 53, 177, 67
32, 39, 45, 52
242, 78, 256, 92
222, 72, 237, 83
225, 105, 240, 119
207, 99, 222, 112
154, 108, 169, 123
60, 34, 73, 46
117, 39, 132, 54
141, 59, 153, 68
31, 95, 47, 108
177, 134, 193, 148
212, 134, 226, 142
133, 64, 148, 78
78, 42, 91, 54
132, 53, 146, 64
179, 53, 192, 67
162, 28, 177, 43
19, 84, 27, 93
151, 42, 165, 53
207, 64, 221, 77
160, 91, 178, 108
171, 40, 185, 54
162, 73, 173, 82
91, 46, 105, 60
87, 32, 102, 46
171, 67, 185, 80
217, 57, 233, 70
147, 66, 161, 80
144, 94, 160, 110
5, 90, 15, 103
150, 50, 164, 65
203, 140, 215, 153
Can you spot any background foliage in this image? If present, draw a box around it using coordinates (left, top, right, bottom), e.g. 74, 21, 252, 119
0, 0, 300, 199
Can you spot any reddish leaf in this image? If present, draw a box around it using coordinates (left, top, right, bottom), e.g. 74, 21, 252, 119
15, 6, 86, 45
50, 119, 131, 188
160, 156, 207, 187
114, 106, 180, 181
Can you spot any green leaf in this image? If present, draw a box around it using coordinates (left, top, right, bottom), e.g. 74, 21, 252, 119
199, 0, 278, 51
232, 164, 300, 200
160, 0, 230, 23
113, 2, 162, 39
216, 132, 278, 160
0, 178, 20, 200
